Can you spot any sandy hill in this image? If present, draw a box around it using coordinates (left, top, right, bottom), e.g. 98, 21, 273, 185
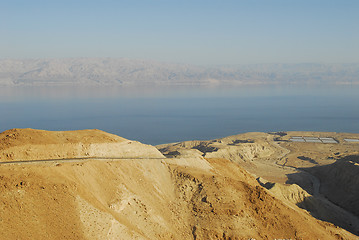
158, 131, 359, 237
0, 128, 127, 146
0, 129, 357, 239
0, 128, 164, 161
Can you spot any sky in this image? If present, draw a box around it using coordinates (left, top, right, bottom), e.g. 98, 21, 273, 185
1, 0, 359, 65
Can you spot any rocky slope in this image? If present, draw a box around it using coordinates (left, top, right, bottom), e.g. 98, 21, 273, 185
306, 155, 359, 217
0, 129, 357, 239
159, 131, 359, 237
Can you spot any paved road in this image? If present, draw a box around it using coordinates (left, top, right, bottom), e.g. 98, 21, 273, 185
0, 157, 168, 165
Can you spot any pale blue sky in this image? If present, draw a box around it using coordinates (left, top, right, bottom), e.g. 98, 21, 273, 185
1, 0, 358, 64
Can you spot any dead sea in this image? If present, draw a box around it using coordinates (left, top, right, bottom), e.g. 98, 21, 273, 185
1, 85, 358, 145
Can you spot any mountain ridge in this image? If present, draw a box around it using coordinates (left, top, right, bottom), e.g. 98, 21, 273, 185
1, 58, 359, 86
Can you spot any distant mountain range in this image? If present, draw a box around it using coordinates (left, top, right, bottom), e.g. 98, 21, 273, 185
0, 58, 358, 86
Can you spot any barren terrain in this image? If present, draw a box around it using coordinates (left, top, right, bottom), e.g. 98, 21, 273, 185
0, 129, 358, 239
158, 131, 359, 237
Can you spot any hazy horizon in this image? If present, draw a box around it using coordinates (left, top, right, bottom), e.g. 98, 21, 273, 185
1, 58, 358, 87
1, 1, 359, 141
1, 56, 359, 66
2, 1, 359, 65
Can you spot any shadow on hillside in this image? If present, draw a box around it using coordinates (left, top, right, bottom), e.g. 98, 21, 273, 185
285, 155, 359, 236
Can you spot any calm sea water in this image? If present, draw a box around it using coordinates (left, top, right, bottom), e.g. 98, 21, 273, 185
1, 85, 358, 145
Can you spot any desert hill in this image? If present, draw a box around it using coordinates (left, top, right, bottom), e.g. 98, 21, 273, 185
0, 129, 357, 239
0, 128, 163, 161
158, 131, 359, 236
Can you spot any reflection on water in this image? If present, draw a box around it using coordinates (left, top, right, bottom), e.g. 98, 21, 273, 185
0, 85, 358, 145
3, 84, 358, 100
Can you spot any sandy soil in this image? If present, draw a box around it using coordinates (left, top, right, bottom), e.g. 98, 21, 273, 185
0, 129, 358, 239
